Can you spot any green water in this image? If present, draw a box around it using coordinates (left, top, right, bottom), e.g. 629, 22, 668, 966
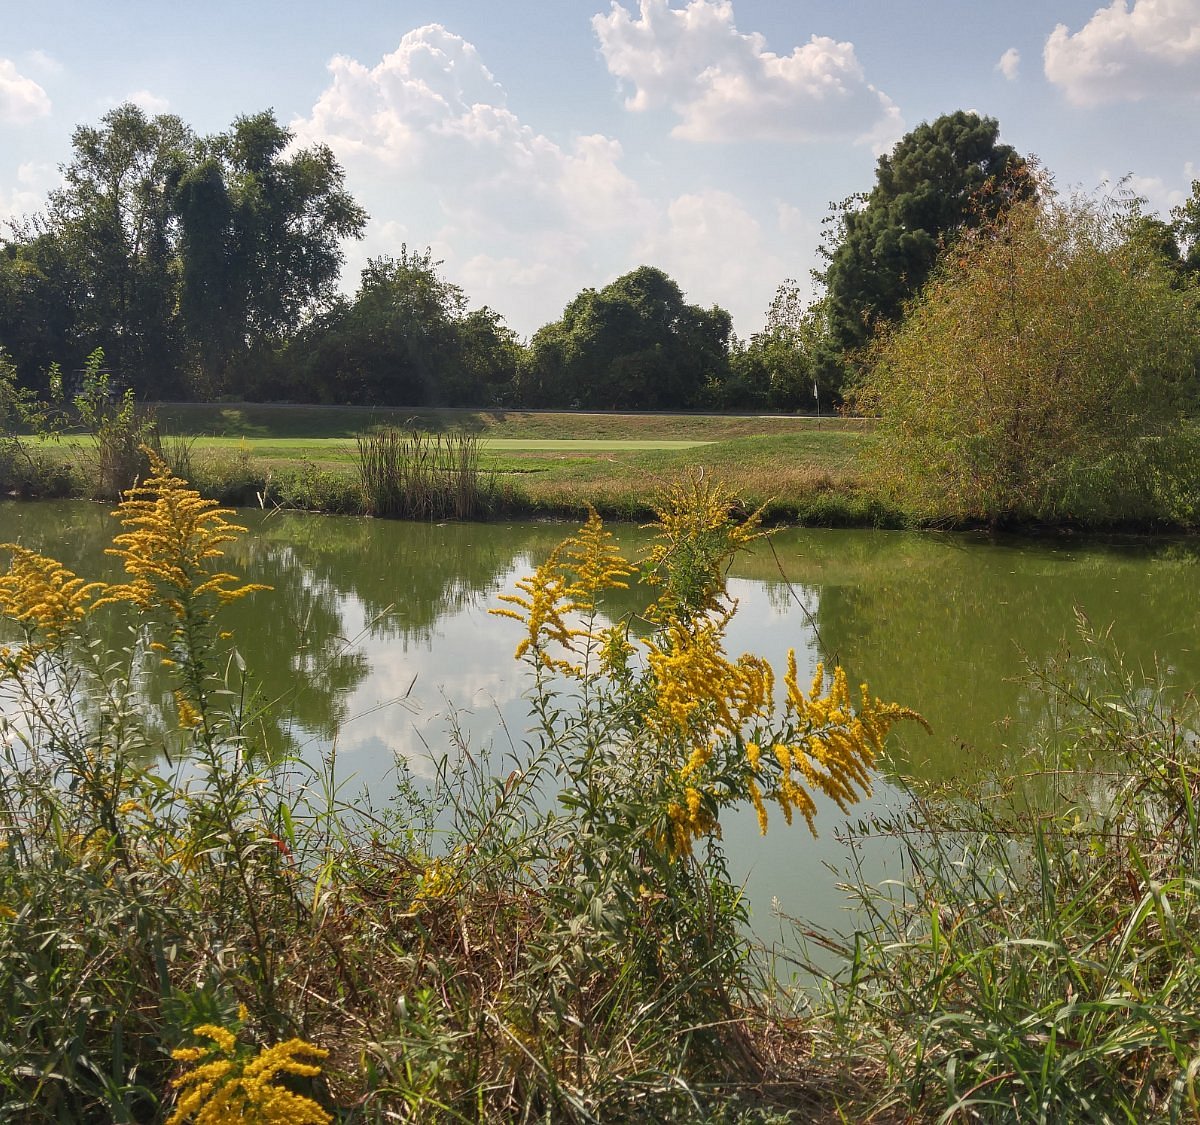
3, 500, 1198, 945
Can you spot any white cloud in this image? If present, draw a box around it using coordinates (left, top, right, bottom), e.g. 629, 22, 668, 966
0, 58, 51, 124
124, 89, 170, 115
1095, 167, 1192, 213
294, 26, 505, 165
292, 22, 828, 336
1127, 173, 1188, 211
1044, 0, 1200, 105
25, 50, 63, 76
636, 189, 814, 330
292, 25, 660, 334
294, 25, 649, 235
997, 47, 1021, 80
0, 161, 57, 226
592, 0, 902, 145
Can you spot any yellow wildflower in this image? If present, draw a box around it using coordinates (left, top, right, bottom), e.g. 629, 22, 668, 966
492, 510, 636, 672
490, 545, 586, 669
643, 615, 771, 743
100, 448, 269, 617
643, 474, 765, 622
562, 505, 636, 608
410, 856, 461, 912
493, 484, 926, 859
174, 691, 203, 730
167, 1022, 330, 1125
0, 545, 106, 646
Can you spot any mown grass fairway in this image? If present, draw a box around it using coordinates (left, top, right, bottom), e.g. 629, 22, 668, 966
25, 402, 889, 524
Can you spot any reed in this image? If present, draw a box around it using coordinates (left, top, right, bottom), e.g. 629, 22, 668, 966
807, 620, 1200, 1121
357, 426, 494, 520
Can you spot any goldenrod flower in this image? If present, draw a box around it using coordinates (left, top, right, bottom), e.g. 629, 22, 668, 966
643, 475, 765, 623
562, 506, 636, 608
0, 545, 106, 647
100, 448, 269, 617
494, 481, 926, 858
167, 1021, 330, 1125
174, 691, 203, 730
410, 855, 462, 911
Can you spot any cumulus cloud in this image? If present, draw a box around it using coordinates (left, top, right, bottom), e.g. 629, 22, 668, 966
124, 89, 170, 115
1044, 0, 1200, 105
292, 22, 826, 335
0, 161, 57, 225
292, 25, 662, 332
25, 50, 62, 76
997, 47, 1021, 80
1095, 168, 1192, 213
636, 189, 815, 326
294, 25, 651, 233
592, 0, 902, 144
0, 58, 51, 124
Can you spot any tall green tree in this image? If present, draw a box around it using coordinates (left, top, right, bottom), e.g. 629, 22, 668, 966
175, 111, 367, 392
48, 104, 193, 395
1, 104, 367, 399
284, 248, 518, 406
0, 223, 88, 392
821, 110, 1032, 354
720, 280, 843, 412
519, 266, 731, 409
1172, 178, 1200, 277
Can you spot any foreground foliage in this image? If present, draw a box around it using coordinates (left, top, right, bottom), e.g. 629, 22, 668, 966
0, 457, 914, 1121
813, 621, 1200, 1121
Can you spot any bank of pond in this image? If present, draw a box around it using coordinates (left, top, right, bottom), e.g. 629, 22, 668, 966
2, 496, 1199, 1121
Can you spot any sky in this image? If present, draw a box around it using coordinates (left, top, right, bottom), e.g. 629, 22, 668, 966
2, 0, 1198, 339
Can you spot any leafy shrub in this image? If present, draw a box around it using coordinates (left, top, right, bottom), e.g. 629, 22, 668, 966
856, 188, 1200, 526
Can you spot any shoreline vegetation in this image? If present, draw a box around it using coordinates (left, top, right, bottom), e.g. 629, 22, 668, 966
4, 459, 1200, 1122
3, 401, 1200, 534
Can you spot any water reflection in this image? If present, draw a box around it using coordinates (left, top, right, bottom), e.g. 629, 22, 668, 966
2, 502, 1197, 941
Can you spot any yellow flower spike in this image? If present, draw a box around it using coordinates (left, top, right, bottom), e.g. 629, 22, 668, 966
563, 506, 636, 608
410, 856, 462, 912
680, 741, 713, 780
174, 691, 202, 730
167, 1021, 330, 1125
0, 545, 107, 644
491, 545, 586, 666
748, 777, 769, 835
100, 447, 270, 619
494, 479, 927, 860
188, 1024, 237, 1055
493, 509, 636, 672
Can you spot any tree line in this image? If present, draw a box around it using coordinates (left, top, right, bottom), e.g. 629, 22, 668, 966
1, 104, 1198, 415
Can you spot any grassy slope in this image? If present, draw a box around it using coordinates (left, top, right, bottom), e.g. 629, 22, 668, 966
154, 402, 860, 441
148, 403, 886, 523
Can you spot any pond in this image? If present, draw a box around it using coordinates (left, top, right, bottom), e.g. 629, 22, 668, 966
3, 499, 1198, 951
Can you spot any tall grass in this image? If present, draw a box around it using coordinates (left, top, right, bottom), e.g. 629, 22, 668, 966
809, 619, 1200, 1122
357, 427, 497, 520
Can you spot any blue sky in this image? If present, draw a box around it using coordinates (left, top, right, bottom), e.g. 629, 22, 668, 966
3, 0, 1198, 338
